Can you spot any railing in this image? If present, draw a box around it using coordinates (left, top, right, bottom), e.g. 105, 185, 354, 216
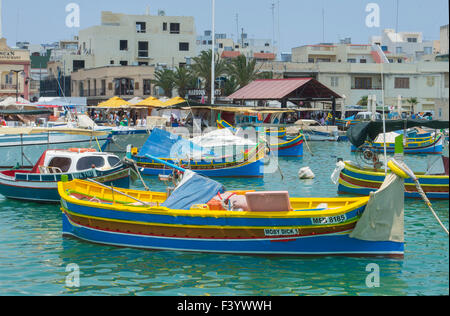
351, 84, 383, 90
1, 84, 18, 90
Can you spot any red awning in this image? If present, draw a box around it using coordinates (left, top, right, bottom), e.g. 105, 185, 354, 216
253, 52, 276, 60
228, 78, 341, 100
221, 51, 241, 58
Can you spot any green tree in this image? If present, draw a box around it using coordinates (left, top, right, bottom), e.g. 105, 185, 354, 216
406, 97, 419, 114
225, 55, 261, 89
172, 66, 196, 98
357, 96, 368, 106
191, 50, 226, 103
152, 69, 175, 98
223, 76, 239, 96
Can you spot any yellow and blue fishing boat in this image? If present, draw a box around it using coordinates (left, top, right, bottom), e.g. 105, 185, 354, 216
217, 119, 304, 157
59, 158, 408, 257
130, 128, 265, 178
337, 159, 449, 200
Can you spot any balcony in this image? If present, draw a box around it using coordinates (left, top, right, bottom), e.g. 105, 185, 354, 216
1, 84, 18, 90
351, 84, 383, 90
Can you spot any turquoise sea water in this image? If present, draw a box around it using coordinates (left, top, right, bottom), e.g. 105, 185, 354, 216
0, 141, 448, 296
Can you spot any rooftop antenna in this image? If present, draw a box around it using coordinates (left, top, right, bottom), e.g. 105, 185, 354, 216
395, 0, 399, 34
235, 13, 239, 44
0, 0, 3, 38
322, 6, 325, 43
271, 2, 276, 50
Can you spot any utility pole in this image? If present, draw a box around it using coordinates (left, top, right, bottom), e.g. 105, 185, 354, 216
211, 0, 215, 105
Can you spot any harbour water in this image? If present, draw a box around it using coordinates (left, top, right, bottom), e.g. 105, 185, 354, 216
0, 141, 448, 296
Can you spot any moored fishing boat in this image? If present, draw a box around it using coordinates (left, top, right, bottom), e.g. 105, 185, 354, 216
337, 159, 449, 200
59, 158, 408, 257
129, 128, 265, 177
0, 149, 131, 203
217, 119, 304, 157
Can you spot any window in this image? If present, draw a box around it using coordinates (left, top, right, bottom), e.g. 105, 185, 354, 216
120, 61, 128, 66
308, 58, 315, 63
108, 156, 121, 167
163, 22, 167, 31
445, 73, 449, 88
120, 40, 128, 51
347, 58, 356, 63
360, 59, 367, 63
114, 78, 135, 96
218, 43, 223, 48
424, 47, 432, 55
354, 77, 372, 89
143, 79, 151, 95
101, 80, 106, 96
48, 157, 72, 173
138, 41, 149, 58
179, 42, 189, 51
110, 60, 115, 65
396, 47, 403, 54
138, 62, 149, 66
330, 77, 339, 87
395, 77, 410, 89
407, 37, 417, 43
76, 156, 105, 171
73, 60, 85, 72
179, 63, 186, 68
170, 23, 180, 34
136, 22, 146, 33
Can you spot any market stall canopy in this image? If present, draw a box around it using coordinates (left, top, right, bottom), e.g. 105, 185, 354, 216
127, 97, 144, 105
135, 97, 166, 108
0, 97, 31, 107
228, 78, 342, 102
163, 97, 187, 107
97, 97, 131, 109
347, 119, 450, 148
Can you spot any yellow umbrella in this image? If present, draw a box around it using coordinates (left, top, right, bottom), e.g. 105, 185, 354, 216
163, 97, 187, 107
97, 96, 131, 108
135, 96, 166, 108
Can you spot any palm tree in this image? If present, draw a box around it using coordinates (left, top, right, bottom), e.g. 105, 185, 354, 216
357, 96, 369, 106
172, 66, 196, 98
406, 97, 419, 114
191, 50, 226, 103
151, 68, 175, 98
225, 55, 260, 89
223, 76, 239, 96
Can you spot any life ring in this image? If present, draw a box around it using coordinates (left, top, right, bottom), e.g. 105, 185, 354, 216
69, 148, 97, 153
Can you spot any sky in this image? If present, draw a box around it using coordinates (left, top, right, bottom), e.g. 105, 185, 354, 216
1, 0, 449, 52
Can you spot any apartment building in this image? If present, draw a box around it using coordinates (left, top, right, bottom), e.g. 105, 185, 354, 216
197, 30, 277, 62
292, 43, 407, 64
77, 11, 197, 70
370, 29, 439, 62
257, 60, 449, 114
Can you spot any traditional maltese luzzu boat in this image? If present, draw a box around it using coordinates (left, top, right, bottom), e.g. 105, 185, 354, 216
59, 158, 409, 257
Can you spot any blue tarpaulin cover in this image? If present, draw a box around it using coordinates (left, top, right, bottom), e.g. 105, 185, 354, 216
161, 171, 225, 210
138, 128, 214, 159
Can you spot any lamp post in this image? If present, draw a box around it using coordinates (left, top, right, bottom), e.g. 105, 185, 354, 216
9, 70, 24, 102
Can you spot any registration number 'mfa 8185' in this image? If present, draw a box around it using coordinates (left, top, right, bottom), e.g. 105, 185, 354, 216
311, 214, 347, 225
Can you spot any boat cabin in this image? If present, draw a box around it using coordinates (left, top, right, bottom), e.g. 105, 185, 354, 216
34, 149, 123, 174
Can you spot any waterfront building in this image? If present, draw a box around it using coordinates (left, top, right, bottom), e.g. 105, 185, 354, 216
0, 38, 38, 101
70, 65, 156, 105
257, 60, 449, 115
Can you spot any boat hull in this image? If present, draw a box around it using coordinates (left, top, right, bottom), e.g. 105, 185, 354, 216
62, 213, 403, 257
352, 136, 443, 154
134, 155, 265, 178
270, 135, 304, 157
0, 167, 131, 203
337, 162, 449, 200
